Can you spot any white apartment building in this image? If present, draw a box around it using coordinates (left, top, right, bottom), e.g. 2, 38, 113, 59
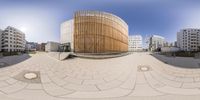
0, 29, 3, 51
60, 19, 74, 51
177, 28, 200, 51
1, 26, 26, 52
128, 35, 143, 51
149, 35, 165, 51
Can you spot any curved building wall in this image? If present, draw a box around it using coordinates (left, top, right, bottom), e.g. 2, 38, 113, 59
74, 11, 128, 53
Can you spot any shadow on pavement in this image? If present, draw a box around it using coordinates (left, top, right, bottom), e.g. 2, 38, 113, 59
151, 53, 200, 69
0, 54, 31, 68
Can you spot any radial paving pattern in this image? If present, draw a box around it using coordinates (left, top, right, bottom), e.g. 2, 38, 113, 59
0, 52, 200, 100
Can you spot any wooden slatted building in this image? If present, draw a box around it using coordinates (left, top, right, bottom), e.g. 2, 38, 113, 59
74, 11, 128, 54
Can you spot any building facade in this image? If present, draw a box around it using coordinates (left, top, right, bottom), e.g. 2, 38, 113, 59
74, 11, 128, 53
149, 35, 165, 51
177, 29, 200, 51
60, 19, 74, 51
0, 29, 2, 51
128, 35, 143, 51
161, 47, 180, 52
25, 42, 37, 51
45, 41, 60, 52
35, 43, 46, 51
1, 26, 26, 52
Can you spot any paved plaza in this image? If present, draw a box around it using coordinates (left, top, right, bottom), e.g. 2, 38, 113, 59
0, 52, 200, 100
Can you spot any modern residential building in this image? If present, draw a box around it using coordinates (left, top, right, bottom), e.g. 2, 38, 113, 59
177, 28, 200, 51
1, 26, 26, 52
149, 35, 165, 51
74, 11, 128, 53
0, 29, 3, 51
128, 35, 143, 51
60, 19, 74, 51
45, 41, 60, 52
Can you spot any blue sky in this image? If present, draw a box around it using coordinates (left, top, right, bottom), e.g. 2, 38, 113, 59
0, 0, 200, 43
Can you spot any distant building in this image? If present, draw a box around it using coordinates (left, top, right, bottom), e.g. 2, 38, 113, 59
174, 41, 178, 47
25, 42, 37, 51
36, 43, 41, 51
60, 19, 74, 52
177, 29, 200, 51
164, 41, 177, 47
40, 43, 46, 51
45, 41, 60, 52
128, 35, 143, 51
161, 47, 180, 52
149, 35, 165, 51
1, 26, 26, 52
35, 43, 46, 51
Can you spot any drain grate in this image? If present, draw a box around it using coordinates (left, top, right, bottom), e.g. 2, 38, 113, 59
138, 65, 151, 72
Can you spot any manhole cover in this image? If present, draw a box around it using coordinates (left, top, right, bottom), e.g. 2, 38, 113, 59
24, 73, 37, 80
13, 70, 41, 83
140, 67, 149, 71
138, 65, 151, 72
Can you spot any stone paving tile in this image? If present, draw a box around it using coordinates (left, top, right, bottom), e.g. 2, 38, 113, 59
43, 82, 75, 96
26, 83, 43, 90
64, 77, 83, 85
0, 81, 10, 88
144, 72, 166, 88
6, 78, 18, 85
0, 81, 27, 94
150, 71, 183, 88
182, 82, 200, 89
136, 72, 147, 84
0, 76, 10, 81
97, 80, 122, 90
157, 85, 200, 95
9, 89, 66, 100
117, 71, 132, 82
60, 88, 131, 98
63, 83, 99, 91
153, 69, 177, 81
103, 74, 121, 82
119, 72, 136, 90
82, 79, 105, 85
40, 73, 52, 83
50, 76, 68, 86
194, 77, 200, 82
128, 84, 165, 96
175, 77, 194, 83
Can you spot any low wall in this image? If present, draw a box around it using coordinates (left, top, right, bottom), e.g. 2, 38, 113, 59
74, 52, 130, 59
47, 52, 72, 60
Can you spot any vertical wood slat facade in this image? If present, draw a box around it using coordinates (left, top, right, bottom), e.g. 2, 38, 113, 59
74, 11, 128, 53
